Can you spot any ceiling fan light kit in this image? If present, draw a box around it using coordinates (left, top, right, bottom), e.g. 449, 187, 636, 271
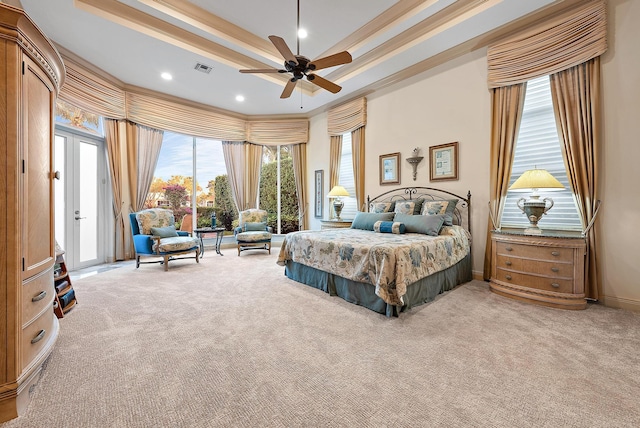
239, 0, 352, 99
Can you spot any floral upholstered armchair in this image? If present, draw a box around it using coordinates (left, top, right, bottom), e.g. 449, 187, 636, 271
129, 208, 200, 271
234, 209, 273, 256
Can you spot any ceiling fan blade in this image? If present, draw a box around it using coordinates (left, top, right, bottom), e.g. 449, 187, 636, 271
268, 35, 298, 66
308, 51, 352, 71
239, 68, 282, 73
280, 79, 297, 99
307, 74, 341, 94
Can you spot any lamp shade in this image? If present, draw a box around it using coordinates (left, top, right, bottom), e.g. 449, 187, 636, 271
327, 185, 350, 198
509, 169, 564, 191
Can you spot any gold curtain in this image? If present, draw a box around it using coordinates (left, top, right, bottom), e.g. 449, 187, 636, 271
487, 0, 607, 88
351, 127, 366, 211
550, 57, 601, 299
222, 141, 245, 212
126, 122, 164, 212
245, 143, 263, 210
290, 144, 308, 230
104, 119, 127, 260
247, 120, 309, 145
483, 83, 527, 280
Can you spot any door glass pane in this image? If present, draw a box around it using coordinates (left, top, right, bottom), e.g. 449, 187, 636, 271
54, 135, 66, 251
79, 141, 98, 261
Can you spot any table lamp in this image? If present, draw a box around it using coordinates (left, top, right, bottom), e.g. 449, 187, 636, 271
509, 168, 564, 234
327, 185, 350, 220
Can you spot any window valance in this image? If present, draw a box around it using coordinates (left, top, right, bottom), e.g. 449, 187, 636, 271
246, 119, 309, 145
327, 97, 367, 135
487, 0, 606, 88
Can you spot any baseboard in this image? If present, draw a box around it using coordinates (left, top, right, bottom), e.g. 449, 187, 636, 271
600, 295, 640, 313
472, 271, 485, 281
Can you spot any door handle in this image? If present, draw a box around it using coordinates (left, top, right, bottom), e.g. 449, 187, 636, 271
75, 216, 86, 220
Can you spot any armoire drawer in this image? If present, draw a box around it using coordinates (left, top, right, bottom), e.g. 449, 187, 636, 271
22, 267, 55, 324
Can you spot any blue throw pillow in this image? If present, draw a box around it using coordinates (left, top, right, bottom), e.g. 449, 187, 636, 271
150, 225, 178, 238
351, 212, 395, 231
243, 222, 267, 231
373, 221, 406, 234
393, 213, 445, 236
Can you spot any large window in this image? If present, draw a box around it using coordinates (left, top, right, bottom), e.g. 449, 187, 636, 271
338, 132, 357, 219
501, 75, 581, 230
260, 145, 299, 234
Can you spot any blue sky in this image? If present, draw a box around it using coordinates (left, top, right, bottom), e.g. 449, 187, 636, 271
154, 132, 227, 188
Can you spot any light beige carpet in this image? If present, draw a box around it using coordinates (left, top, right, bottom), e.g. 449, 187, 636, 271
3, 251, 640, 427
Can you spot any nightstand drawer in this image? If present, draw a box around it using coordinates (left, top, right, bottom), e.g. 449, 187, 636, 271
496, 241, 573, 261
496, 269, 574, 293
496, 256, 573, 277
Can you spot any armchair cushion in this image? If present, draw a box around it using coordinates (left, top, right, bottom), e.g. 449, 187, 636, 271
236, 231, 272, 242
153, 236, 199, 253
151, 225, 179, 238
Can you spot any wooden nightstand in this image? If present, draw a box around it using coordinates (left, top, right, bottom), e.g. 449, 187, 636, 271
490, 228, 587, 310
320, 219, 353, 230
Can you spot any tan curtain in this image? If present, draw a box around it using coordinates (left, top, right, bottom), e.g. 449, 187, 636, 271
483, 83, 527, 280
329, 135, 342, 190
550, 57, 601, 299
290, 143, 308, 230
246, 143, 262, 210
126, 122, 164, 212
104, 119, 127, 260
351, 127, 365, 211
247, 120, 309, 145
487, 0, 607, 88
222, 141, 246, 212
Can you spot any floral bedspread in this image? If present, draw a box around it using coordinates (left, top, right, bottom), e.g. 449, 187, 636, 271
277, 226, 470, 306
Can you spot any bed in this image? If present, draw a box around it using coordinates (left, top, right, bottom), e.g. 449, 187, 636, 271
277, 187, 472, 317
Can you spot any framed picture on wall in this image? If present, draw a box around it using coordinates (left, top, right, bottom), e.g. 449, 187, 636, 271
429, 142, 458, 181
379, 152, 400, 185
314, 170, 323, 218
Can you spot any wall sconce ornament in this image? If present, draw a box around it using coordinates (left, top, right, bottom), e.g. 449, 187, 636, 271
406, 147, 424, 181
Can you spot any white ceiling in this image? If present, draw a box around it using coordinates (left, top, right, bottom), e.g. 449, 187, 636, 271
20, 0, 567, 117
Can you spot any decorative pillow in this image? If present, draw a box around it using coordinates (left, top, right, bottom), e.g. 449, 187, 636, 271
373, 221, 406, 234
393, 199, 424, 215
351, 212, 395, 231
394, 213, 445, 236
136, 209, 174, 235
369, 202, 395, 213
150, 225, 178, 238
243, 222, 267, 232
421, 199, 458, 226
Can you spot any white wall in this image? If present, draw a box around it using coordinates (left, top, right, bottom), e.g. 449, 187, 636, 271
306, 0, 640, 310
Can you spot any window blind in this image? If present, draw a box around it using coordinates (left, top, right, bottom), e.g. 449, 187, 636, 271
501, 75, 582, 230
338, 133, 357, 220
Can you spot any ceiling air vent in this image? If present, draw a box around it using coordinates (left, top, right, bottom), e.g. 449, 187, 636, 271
194, 63, 213, 74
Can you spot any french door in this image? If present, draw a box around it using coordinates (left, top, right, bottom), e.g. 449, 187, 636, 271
54, 128, 105, 270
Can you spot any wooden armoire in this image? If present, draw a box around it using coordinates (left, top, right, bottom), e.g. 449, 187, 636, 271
0, 4, 65, 422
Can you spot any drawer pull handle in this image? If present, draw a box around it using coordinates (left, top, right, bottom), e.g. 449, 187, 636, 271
505, 275, 512, 280
505, 261, 512, 266
551, 251, 560, 256
31, 329, 46, 344
551, 283, 560, 289
505, 246, 513, 252
551, 267, 559, 273
32, 290, 47, 302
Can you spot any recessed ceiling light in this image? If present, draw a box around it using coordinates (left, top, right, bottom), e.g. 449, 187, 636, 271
161, 72, 173, 80
236, 95, 245, 102
298, 28, 307, 39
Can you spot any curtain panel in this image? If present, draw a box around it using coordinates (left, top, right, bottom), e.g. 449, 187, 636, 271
487, 0, 607, 88
125, 122, 164, 212
550, 58, 601, 300
104, 119, 127, 260
327, 97, 367, 135
290, 144, 308, 230
351, 127, 366, 212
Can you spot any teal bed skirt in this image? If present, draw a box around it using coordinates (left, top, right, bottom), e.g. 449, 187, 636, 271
284, 253, 472, 317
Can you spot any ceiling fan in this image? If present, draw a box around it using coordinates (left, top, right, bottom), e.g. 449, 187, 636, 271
239, 0, 352, 99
